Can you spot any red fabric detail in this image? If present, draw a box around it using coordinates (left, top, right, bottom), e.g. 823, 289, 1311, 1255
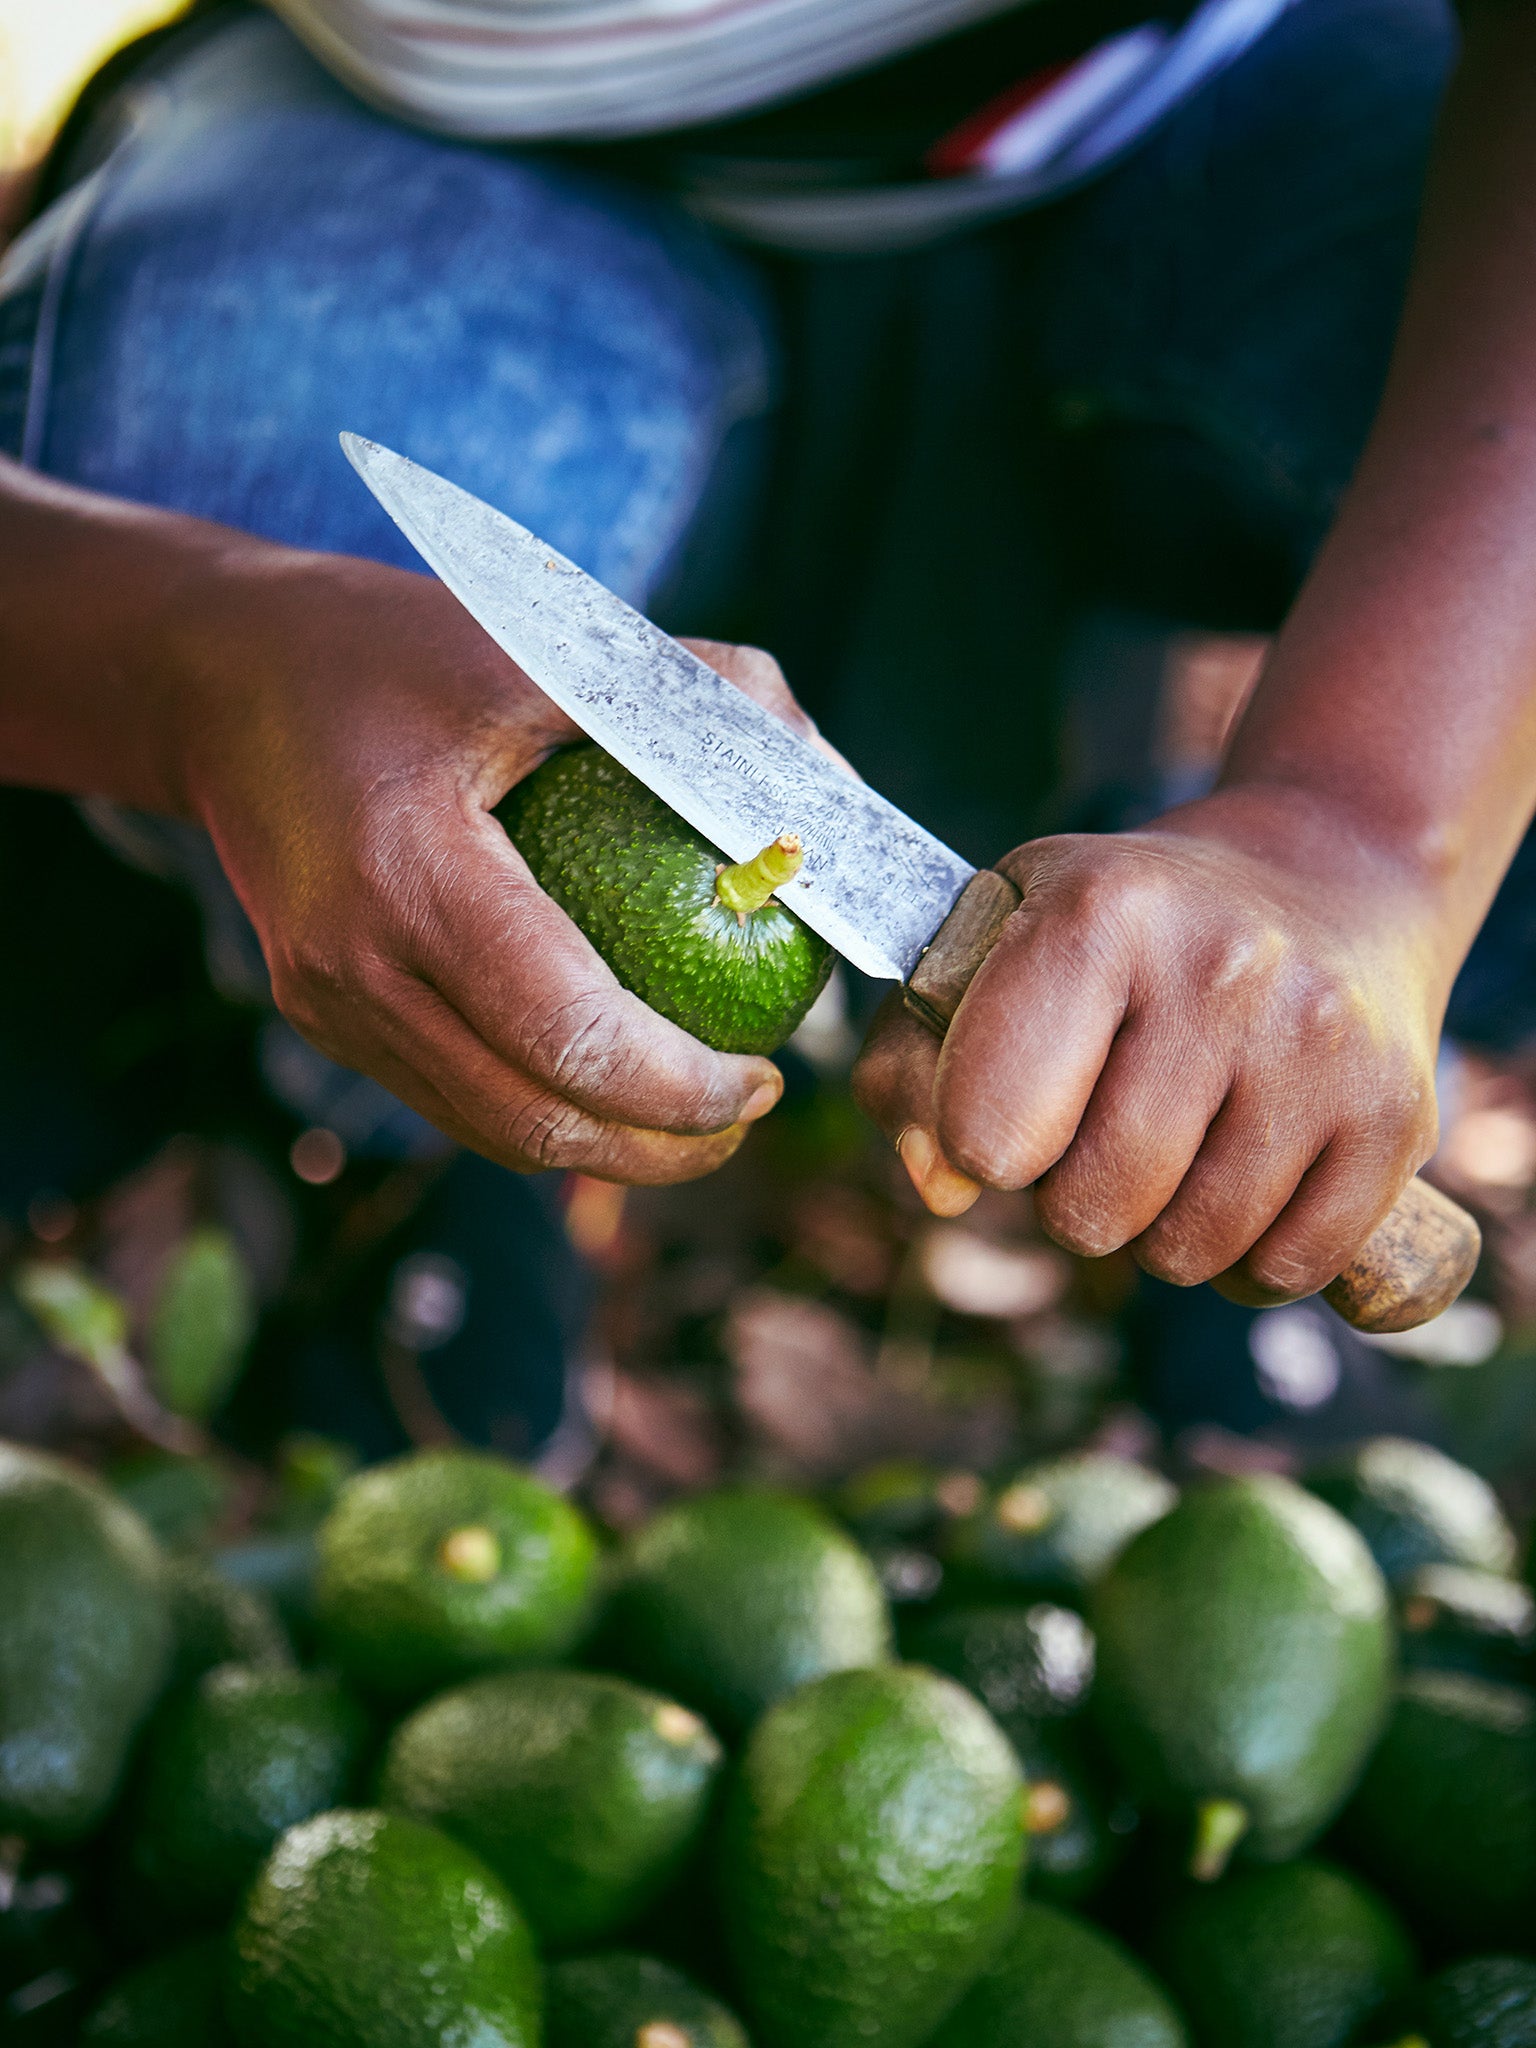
925, 61, 1076, 177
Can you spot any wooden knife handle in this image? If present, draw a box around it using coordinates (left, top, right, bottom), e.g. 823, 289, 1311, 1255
902, 870, 1481, 1335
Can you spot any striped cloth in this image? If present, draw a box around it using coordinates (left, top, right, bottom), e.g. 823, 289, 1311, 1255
264, 0, 1298, 246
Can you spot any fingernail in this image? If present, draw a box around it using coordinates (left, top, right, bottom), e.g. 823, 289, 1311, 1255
740, 1080, 781, 1124
897, 1125, 936, 1184
898, 1128, 982, 1217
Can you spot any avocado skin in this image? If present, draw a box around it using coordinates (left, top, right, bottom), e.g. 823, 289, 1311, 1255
0, 1442, 172, 1842
163, 1555, 293, 1689
1339, 1669, 1536, 1948
314, 1448, 600, 1701
380, 1668, 722, 1949
1150, 1860, 1413, 2048
1307, 1437, 1517, 1585
834, 1460, 954, 1549
900, 1599, 1128, 1905
1012, 1718, 1131, 1907
930, 1899, 1189, 2048
1396, 1563, 1534, 1689
121, 1664, 370, 1930
1384, 1956, 1536, 2048
603, 1487, 892, 1737
81, 1936, 232, 2048
901, 1601, 1096, 1721
721, 1663, 1024, 2048
1090, 1475, 1392, 1861
947, 1454, 1178, 1604
228, 1808, 539, 2048
499, 744, 833, 1056
546, 1951, 749, 2048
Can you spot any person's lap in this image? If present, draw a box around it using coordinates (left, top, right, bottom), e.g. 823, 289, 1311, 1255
1, 8, 774, 596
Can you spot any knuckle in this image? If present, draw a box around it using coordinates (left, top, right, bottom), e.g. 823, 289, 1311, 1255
496, 1092, 594, 1170
1379, 1076, 1439, 1163
1135, 1224, 1224, 1288
1242, 1237, 1333, 1300
268, 934, 364, 1032
941, 1121, 1022, 1190
1034, 1176, 1122, 1259
848, 1054, 888, 1126
522, 988, 642, 1102
1295, 976, 1351, 1041
1054, 853, 1138, 930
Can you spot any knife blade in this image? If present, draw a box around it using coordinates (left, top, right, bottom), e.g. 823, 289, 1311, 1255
341, 434, 974, 984
340, 436, 1482, 1339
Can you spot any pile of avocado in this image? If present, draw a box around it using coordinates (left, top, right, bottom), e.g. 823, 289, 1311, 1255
2, 1428, 1532, 2048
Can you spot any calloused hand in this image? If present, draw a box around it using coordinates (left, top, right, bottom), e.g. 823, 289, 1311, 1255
854, 787, 1447, 1306
168, 548, 822, 1182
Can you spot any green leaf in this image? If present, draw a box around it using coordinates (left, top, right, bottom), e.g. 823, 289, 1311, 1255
147, 1226, 255, 1420
14, 1259, 130, 1373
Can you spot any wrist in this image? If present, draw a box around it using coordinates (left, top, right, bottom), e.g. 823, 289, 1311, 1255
145, 532, 333, 825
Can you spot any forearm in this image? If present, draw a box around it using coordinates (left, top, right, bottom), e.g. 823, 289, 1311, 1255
0, 455, 270, 814
1217, 0, 1536, 980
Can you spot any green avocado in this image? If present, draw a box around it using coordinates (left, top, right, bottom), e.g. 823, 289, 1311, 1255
721, 1663, 1024, 2048
81, 1937, 232, 2048
899, 1598, 1128, 1903
162, 1554, 293, 1689
1307, 1438, 1517, 1585
1150, 1860, 1414, 2048
1372, 1956, 1536, 2048
1396, 1563, 1534, 1689
1339, 1669, 1536, 1948
603, 1487, 891, 1737
947, 1454, 1178, 1604
121, 1663, 370, 1930
834, 1459, 966, 1549
0, 1849, 97, 2042
212, 1534, 322, 1652
1089, 1475, 1391, 1873
546, 1952, 749, 2048
499, 743, 833, 1055
1013, 1717, 1133, 1908
930, 1899, 1189, 2048
380, 1668, 722, 1949
227, 1808, 539, 2048
314, 1447, 599, 1700
0, 1442, 172, 1841
901, 1601, 1096, 1721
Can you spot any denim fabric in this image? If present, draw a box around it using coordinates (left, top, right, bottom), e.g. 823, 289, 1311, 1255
0, 11, 774, 604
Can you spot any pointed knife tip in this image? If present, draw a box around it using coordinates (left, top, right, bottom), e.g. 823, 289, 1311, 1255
339, 431, 393, 475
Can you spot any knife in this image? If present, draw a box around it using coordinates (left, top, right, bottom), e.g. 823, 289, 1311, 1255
343, 434, 1478, 1336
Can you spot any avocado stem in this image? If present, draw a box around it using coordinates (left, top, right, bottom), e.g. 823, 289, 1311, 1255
1189, 1797, 1250, 1882
437, 1524, 502, 1583
715, 834, 803, 920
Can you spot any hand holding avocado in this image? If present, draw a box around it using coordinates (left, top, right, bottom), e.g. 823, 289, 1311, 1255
159, 558, 796, 1186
